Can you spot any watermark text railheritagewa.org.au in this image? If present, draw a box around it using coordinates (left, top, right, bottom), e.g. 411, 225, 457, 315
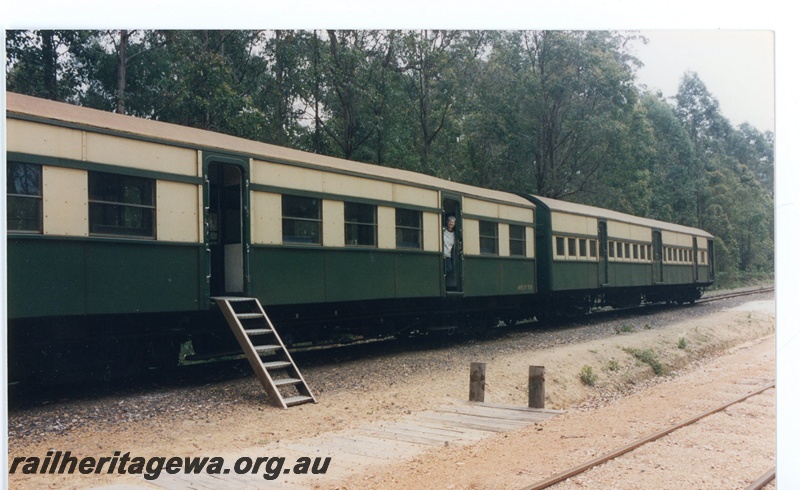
9, 451, 331, 481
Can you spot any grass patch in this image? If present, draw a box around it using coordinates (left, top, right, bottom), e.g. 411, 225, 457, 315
678, 337, 687, 350
623, 347, 665, 375
614, 324, 636, 334
608, 359, 620, 371
580, 365, 598, 386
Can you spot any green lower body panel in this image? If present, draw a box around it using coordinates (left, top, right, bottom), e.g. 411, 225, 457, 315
249, 246, 441, 305
551, 261, 599, 290
607, 262, 651, 287
7, 236, 203, 318
663, 264, 696, 284
463, 257, 536, 296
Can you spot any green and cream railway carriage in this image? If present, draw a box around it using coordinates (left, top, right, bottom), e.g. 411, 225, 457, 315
6, 93, 713, 383
6, 93, 541, 381
524, 195, 715, 314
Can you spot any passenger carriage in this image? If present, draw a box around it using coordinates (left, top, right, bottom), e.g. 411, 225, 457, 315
524, 195, 714, 314
6, 93, 540, 381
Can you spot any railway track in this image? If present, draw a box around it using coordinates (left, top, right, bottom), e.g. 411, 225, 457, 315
518, 381, 776, 490
699, 285, 774, 304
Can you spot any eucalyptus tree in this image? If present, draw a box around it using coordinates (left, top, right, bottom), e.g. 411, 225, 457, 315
394, 30, 488, 174
639, 92, 700, 226
311, 30, 396, 161
517, 30, 642, 199
6, 29, 91, 101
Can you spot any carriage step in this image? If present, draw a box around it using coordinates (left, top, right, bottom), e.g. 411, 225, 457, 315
212, 297, 316, 409
263, 361, 293, 369
274, 377, 303, 387
237, 313, 264, 319
283, 395, 315, 407
253, 344, 281, 353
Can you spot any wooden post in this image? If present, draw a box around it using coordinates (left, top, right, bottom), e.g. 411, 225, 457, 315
529, 365, 545, 408
469, 362, 486, 402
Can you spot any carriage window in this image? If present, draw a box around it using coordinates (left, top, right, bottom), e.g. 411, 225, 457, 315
567, 237, 577, 257
579, 238, 587, 257
345, 202, 377, 247
617, 242, 623, 259
89, 171, 154, 238
395, 208, 421, 249
6, 162, 42, 233
282, 194, 321, 244
608, 241, 615, 258
479, 221, 498, 255
509, 224, 526, 257
556, 236, 565, 257
589, 239, 598, 258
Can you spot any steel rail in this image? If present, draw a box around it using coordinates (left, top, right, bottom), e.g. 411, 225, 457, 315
518, 381, 776, 490
744, 467, 776, 490
698, 286, 774, 304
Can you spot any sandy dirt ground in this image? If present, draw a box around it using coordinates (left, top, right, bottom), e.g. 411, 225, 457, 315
6, 297, 776, 489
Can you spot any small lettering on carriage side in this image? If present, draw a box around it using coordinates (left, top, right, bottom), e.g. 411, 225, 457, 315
517, 284, 534, 291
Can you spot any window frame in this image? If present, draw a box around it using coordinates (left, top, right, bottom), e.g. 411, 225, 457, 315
395, 207, 422, 250
508, 224, 527, 257
88, 170, 156, 239
281, 194, 322, 245
6, 161, 43, 234
344, 201, 377, 247
478, 220, 499, 255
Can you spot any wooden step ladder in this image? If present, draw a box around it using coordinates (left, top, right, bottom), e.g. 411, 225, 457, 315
212, 297, 316, 409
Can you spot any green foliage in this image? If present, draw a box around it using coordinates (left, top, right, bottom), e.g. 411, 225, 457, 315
580, 365, 598, 386
624, 348, 664, 375
614, 324, 636, 334
678, 337, 687, 349
608, 359, 620, 371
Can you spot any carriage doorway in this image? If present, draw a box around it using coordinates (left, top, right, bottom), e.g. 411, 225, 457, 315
598, 221, 609, 285
442, 196, 463, 293
652, 230, 664, 284
207, 162, 246, 296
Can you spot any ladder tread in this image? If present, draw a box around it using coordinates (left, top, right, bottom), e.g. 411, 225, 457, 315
245, 328, 273, 336
263, 361, 293, 369
283, 395, 315, 406
273, 377, 303, 386
253, 344, 281, 352
212, 296, 256, 300
236, 313, 264, 319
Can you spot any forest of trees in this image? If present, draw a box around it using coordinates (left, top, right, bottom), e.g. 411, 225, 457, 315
5, 29, 774, 286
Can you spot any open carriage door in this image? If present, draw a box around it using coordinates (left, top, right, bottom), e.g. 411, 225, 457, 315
652, 230, 664, 284
442, 196, 463, 294
598, 220, 609, 286
206, 159, 248, 297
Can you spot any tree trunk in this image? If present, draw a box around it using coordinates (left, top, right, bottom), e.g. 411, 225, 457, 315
116, 30, 129, 114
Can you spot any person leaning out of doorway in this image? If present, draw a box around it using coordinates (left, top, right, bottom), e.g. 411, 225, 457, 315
443, 216, 457, 290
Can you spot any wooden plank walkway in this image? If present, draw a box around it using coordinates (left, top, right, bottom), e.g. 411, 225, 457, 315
136, 401, 564, 489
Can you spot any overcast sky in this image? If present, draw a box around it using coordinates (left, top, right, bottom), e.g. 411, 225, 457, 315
633, 30, 774, 133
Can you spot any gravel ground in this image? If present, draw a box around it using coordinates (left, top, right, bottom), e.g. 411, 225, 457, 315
7, 289, 771, 448
6, 288, 776, 490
